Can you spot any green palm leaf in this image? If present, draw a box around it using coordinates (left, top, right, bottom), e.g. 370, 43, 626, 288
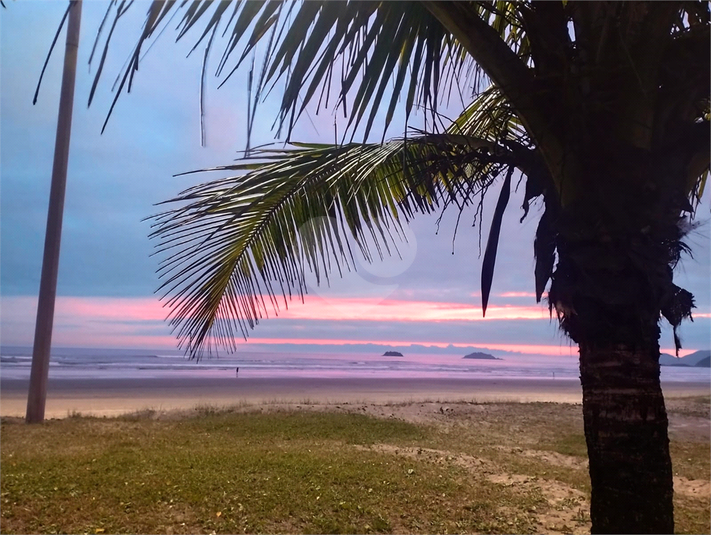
88, 1, 536, 141
150, 93, 532, 355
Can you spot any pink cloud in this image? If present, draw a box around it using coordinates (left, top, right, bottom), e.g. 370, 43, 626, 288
1, 296, 170, 349
499, 291, 537, 298
0, 296, 550, 351
2, 296, 708, 356
57, 297, 168, 322
279, 297, 549, 322
2, 295, 551, 326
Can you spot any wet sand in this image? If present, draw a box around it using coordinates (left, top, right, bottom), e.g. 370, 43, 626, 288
1, 375, 708, 418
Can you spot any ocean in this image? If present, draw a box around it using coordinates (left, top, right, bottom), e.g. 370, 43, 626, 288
1, 346, 709, 383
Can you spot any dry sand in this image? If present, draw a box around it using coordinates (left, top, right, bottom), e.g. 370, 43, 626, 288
1, 375, 708, 419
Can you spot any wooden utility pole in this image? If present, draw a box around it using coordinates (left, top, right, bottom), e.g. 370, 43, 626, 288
26, 0, 82, 424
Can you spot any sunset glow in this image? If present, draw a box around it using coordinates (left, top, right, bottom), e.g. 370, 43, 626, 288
279, 298, 550, 321
2, 295, 551, 324
2, 295, 705, 356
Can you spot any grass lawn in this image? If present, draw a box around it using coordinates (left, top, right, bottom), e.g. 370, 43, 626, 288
1, 398, 708, 534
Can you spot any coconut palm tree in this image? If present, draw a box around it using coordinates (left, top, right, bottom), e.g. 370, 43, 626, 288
90, 1, 709, 532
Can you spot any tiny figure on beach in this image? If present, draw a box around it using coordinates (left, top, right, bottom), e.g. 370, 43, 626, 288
235, 367, 239, 378
552, 372, 555, 380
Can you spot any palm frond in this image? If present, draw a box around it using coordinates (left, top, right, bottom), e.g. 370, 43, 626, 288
57, 0, 547, 158
82, 1, 559, 144
149, 102, 533, 355
449, 86, 528, 144
481, 165, 513, 316
33, 2, 74, 105
87, 1, 471, 140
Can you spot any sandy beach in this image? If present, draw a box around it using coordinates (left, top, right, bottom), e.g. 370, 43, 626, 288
2, 375, 708, 418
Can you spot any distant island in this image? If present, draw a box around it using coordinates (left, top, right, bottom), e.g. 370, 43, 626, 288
659, 350, 710, 368
383, 351, 404, 357
463, 352, 501, 360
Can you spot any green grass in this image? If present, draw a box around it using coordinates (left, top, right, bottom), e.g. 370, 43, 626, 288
1, 400, 708, 534
1, 411, 540, 534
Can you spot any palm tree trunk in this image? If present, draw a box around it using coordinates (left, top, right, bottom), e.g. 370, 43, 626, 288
579, 340, 674, 534
550, 194, 683, 533
25, 0, 83, 424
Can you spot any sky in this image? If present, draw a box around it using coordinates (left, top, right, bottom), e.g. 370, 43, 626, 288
1, 1, 709, 358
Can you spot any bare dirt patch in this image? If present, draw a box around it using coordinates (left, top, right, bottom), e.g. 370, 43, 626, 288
675, 476, 711, 499
494, 447, 587, 470
356, 442, 591, 534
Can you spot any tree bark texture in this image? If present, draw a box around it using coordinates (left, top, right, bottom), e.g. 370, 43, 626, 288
579, 341, 673, 534
555, 229, 677, 532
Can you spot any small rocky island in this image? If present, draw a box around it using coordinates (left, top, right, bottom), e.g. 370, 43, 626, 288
463, 351, 501, 360
383, 351, 404, 357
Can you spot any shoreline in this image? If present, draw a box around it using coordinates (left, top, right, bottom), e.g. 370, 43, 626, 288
2, 375, 708, 419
